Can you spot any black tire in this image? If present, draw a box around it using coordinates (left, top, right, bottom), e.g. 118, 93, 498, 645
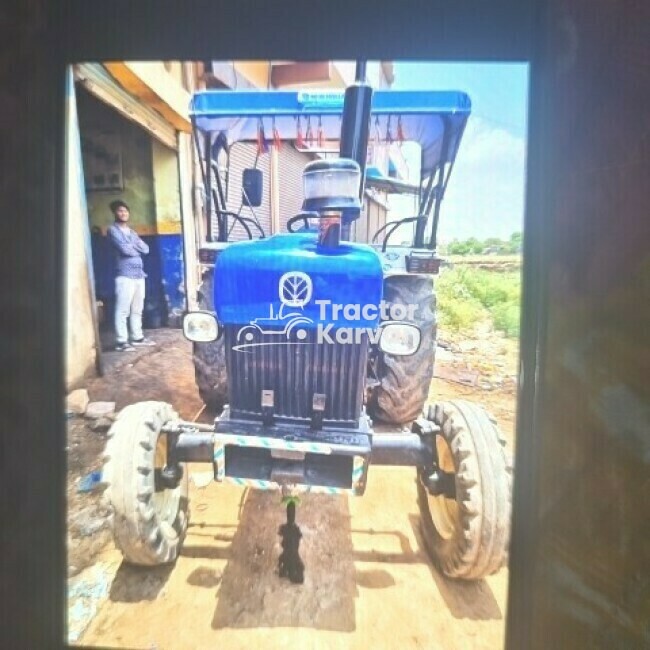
367, 274, 437, 425
103, 401, 189, 566
193, 269, 228, 412
417, 400, 512, 580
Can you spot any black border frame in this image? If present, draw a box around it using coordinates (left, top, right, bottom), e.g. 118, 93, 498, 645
3, 1, 549, 648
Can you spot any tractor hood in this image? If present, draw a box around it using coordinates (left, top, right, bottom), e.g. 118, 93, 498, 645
214, 234, 383, 329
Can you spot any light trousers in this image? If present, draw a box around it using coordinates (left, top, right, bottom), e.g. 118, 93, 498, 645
114, 276, 145, 343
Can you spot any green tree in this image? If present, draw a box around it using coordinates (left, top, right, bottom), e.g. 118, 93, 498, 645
448, 239, 469, 255
508, 231, 523, 254
466, 237, 483, 254
483, 237, 501, 247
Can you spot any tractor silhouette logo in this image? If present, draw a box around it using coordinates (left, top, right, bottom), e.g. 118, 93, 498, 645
234, 271, 314, 351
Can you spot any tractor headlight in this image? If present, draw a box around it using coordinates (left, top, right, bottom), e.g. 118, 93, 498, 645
379, 322, 421, 356
183, 312, 220, 342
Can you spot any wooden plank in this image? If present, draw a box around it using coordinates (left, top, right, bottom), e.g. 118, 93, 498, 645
74, 63, 177, 149
104, 61, 191, 132
271, 61, 333, 87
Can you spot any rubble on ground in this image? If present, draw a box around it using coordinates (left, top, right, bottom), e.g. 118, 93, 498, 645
435, 325, 518, 394
67, 389, 90, 415
84, 401, 116, 420
90, 417, 113, 432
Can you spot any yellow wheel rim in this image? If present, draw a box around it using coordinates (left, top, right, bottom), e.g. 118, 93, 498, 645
152, 435, 181, 530
427, 435, 459, 540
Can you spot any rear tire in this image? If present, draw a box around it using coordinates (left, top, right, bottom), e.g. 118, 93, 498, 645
367, 274, 437, 425
103, 401, 189, 566
417, 400, 512, 580
193, 269, 229, 412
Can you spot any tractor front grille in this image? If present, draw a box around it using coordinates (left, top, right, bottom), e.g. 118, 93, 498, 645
223, 326, 368, 427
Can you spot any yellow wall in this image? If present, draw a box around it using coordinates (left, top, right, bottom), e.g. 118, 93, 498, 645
164, 61, 185, 87
152, 139, 182, 234
77, 86, 156, 235
234, 61, 271, 88
106, 61, 191, 131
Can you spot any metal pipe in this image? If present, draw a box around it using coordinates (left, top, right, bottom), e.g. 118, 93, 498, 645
163, 421, 215, 433
428, 116, 452, 250
168, 420, 435, 469
415, 171, 436, 247
339, 61, 373, 224
213, 164, 226, 211
204, 132, 213, 242
211, 134, 230, 242
428, 174, 444, 251
191, 117, 208, 195
355, 61, 367, 83
422, 166, 441, 219
370, 433, 432, 467
317, 211, 341, 248
175, 432, 215, 463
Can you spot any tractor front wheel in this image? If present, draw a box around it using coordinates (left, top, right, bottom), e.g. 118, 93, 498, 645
193, 269, 229, 412
417, 400, 512, 580
103, 401, 189, 566
367, 274, 436, 425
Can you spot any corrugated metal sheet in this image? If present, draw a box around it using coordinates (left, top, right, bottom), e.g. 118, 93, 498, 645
277, 145, 312, 231
208, 142, 383, 242
351, 192, 388, 244
222, 143, 272, 240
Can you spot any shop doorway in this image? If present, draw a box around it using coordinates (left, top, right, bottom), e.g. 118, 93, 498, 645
76, 85, 169, 343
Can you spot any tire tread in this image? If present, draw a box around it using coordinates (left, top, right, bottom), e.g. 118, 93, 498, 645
417, 400, 511, 580
103, 401, 189, 566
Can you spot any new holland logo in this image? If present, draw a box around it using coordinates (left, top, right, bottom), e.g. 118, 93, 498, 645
278, 271, 312, 307
233, 272, 315, 352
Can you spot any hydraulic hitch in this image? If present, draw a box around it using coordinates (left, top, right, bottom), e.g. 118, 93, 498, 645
278, 494, 304, 584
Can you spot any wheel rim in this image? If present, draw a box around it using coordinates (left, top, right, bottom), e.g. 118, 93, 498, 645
153, 435, 182, 532
427, 435, 459, 540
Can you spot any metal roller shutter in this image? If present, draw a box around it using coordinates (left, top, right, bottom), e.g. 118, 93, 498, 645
351, 191, 389, 245
277, 145, 312, 231
223, 142, 272, 241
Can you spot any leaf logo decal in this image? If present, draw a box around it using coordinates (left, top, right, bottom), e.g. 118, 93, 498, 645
279, 271, 313, 307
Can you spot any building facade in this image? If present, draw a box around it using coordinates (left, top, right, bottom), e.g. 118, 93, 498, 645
66, 61, 200, 386
65, 60, 394, 388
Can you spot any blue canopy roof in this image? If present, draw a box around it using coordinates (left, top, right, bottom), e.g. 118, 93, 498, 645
190, 89, 471, 177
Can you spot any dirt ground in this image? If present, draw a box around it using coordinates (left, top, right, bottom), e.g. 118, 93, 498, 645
67, 327, 518, 649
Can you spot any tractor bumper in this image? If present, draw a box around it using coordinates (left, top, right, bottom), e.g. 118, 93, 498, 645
163, 410, 439, 496
165, 408, 371, 495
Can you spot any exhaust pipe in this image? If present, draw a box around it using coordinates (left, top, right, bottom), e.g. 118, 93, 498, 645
339, 61, 373, 238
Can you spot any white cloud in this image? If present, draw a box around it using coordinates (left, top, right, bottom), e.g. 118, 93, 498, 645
439, 118, 526, 241
387, 117, 527, 243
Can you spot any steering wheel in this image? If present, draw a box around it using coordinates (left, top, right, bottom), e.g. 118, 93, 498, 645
219, 211, 266, 239
372, 215, 425, 252
286, 211, 320, 233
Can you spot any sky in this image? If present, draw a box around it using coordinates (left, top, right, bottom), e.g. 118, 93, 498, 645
386, 62, 529, 243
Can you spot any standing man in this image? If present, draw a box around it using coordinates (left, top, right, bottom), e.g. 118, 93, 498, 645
107, 200, 156, 351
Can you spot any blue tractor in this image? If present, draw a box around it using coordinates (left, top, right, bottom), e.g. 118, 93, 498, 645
102, 63, 511, 582
190, 76, 471, 427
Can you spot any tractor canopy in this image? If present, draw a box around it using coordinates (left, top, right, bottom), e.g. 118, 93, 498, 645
190, 89, 471, 180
